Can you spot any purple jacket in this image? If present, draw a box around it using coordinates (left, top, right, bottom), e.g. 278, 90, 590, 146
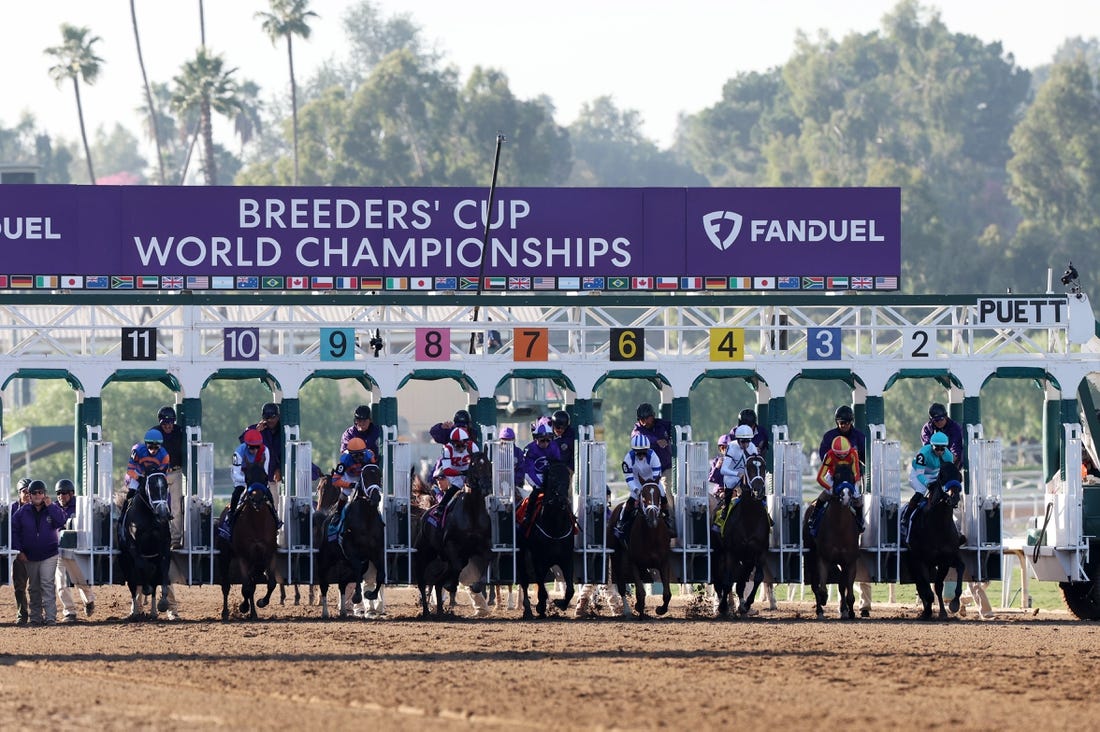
340, 422, 383, 458
632, 418, 674, 471
12, 502, 67, 561
921, 418, 965, 461
522, 440, 564, 489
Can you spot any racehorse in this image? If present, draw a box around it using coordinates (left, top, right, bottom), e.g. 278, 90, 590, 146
316, 480, 387, 619
216, 482, 278, 620
803, 464, 862, 619
117, 472, 173, 620
906, 461, 967, 620
609, 482, 672, 617
712, 454, 771, 617
516, 461, 576, 618
412, 452, 494, 618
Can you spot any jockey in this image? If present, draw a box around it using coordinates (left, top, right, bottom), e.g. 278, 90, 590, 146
125, 429, 170, 504
550, 410, 577, 468
434, 426, 481, 516
614, 434, 675, 540
920, 403, 964, 462
519, 422, 565, 534
332, 437, 375, 492
632, 403, 674, 483
735, 408, 770, 459
223, 429, 280, 537
708, 433, 731, 496
807, 435, 865, 534
716, 425, 759, 522
340, 405, 383, 473
430, 408, 477, 446
818, 405, 867, 467
902, 431, 955, 540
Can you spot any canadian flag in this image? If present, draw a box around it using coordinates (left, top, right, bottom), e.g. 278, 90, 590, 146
287, 276, 307, 289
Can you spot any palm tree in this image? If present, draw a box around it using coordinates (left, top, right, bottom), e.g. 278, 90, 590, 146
45, 24, 103, 184
130, 1, 166, 184
257, 0, 318, 185
170, 48, 243, 185
233, 80, 265, 155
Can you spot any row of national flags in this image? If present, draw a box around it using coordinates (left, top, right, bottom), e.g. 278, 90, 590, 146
0, 274, 900, 291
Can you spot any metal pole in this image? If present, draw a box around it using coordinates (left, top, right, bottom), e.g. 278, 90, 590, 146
469, 133, 506, 354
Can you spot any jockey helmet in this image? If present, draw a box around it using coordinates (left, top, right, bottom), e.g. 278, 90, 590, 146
261, 402, 280, 419
55, 479, 75, 494
831, 436, 851, 456
930, 431, 949, 447
534, 422, 553, 439
834, 405, 854, 423
552, 410, 571, 428
354, 404, 371, 421
929, 403, 948, 420
27, 479, 47, 494
636, 403, 656, 421
499, 427, 516, 440
144, 429, 163, 445
450, 426, 470, 444
158, 405, 177, 423
17, 478, 32, 493
738, 408, 757, 426
734, 424, 754, 440
346, 437, 367, 454
243, 429, 264, 447
631, 434, 651, 451
718, 433, 731, 447
453, 409, 471, 426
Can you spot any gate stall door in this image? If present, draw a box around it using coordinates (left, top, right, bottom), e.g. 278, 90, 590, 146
384, 441, 414, 584
676, 441, 711, 583
866, 439, 901, 582
183, 442, 216, 585
966, 437, 1004, 581
0, 442, 10, 584
768, 440, 803, 583
487, 439, 516, 584
577, 441, 610, 584
282, 441, 314, 586
79, 440, 115, 585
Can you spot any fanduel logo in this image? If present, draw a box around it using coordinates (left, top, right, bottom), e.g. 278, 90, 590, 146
703, 211, 742, 251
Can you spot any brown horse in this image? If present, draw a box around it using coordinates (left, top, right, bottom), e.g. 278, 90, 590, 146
803, 464, 862, 619
609, 482, 672, 617
216, 483, 279, 621
516, 461, 577, 618
712, 454, 771, 617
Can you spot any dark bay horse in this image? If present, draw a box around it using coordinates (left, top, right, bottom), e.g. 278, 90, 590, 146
803, 464, 862, 619
316, 481, 387, 619
906, 461, 967, 620
413, 453, 494, 618
216, 482, 278, 620
516, 461, 576, 618
713, 455, 771, 617
117, 472, 173, 620
609, 482, 672, 617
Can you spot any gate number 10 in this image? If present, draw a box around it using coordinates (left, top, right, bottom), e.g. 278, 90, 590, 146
224, 328, 260, 361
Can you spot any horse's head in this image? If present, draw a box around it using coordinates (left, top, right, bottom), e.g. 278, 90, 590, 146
744, 454, 767, 501
465, 452, 493, 496
929, 462, 963, 509
542, 462, 572, 512
831, 464, 862, 507
244, 482, 269, 509
639, 482, 662, 528
144, 473, 172, 520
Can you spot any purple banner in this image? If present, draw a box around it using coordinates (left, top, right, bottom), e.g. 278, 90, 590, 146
0, 186, 900, 291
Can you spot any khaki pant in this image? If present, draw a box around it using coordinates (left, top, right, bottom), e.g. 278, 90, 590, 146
26, 555, 59, 624
56, 550, 96, 617
167, 469, 186, 548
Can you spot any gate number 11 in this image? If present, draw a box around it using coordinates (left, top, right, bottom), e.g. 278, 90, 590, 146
121, 327, 157, 361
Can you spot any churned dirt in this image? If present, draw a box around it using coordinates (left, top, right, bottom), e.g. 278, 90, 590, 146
1, 583, 1099, 731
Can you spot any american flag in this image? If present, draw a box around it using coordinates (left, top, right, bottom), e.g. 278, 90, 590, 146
875, 276, 898, 289
532, 276, 555, 290
851, 276, 874, 289
185, 275, 208, 289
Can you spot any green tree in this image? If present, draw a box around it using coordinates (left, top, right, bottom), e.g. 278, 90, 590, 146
130, 0, 166, 184
567, 96, 704, 185
89, 123, 148, 184
171, 48, 244, 185
257, 0, 318, 185
44, 23, 103, 184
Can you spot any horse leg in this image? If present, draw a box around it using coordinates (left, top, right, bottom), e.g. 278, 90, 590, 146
553, 559, 575, 612
319, 581, 331, 619
813, 557, 828, 619
536, 578, 549, 618
656, 562, 672, 617
256, 564, 278, 611
949, 558, 966, 615
913, 566, 935, 620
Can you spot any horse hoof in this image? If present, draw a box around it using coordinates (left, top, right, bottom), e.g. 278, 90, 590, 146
919, 611, 934, 621
257, 598, 269, 609
948, 598, 960, 614
364, 588, 379, 601
553, 599, 569, 611
860, 607, 870, 618
221, 610, 229, 622
238, 601, 249, 614
656, 606, 668, 617
157, 597, 169, 613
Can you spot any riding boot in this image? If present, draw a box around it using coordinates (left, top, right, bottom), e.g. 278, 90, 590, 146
614, 497, 637, 540
521, 487, 543, 537
221, 485, 245, 539
660, 495, 677, 537
436, 486, 459, 516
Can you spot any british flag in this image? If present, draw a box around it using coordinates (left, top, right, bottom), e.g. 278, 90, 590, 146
161, 276, 184, 289
851, 276, 874, 289
508, 276, 531, 290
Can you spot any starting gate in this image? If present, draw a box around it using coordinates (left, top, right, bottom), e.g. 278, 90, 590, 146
768, 440, 804, 583
576, 441, 610, 583
865, 439, 902, 582
487, 440, 517, 584
966, 437, 1004, 581
675, 441, 712, 583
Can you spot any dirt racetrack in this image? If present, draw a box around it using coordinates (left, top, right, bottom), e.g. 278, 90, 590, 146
2, 583, 1099, 731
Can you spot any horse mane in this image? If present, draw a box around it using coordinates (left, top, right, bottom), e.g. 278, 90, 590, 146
832, 463, 856, 488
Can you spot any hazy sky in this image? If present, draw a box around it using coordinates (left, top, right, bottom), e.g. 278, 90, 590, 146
1, 0, 1096, 155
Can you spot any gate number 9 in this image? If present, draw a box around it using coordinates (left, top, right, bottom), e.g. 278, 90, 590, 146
321, 328, 355, 361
